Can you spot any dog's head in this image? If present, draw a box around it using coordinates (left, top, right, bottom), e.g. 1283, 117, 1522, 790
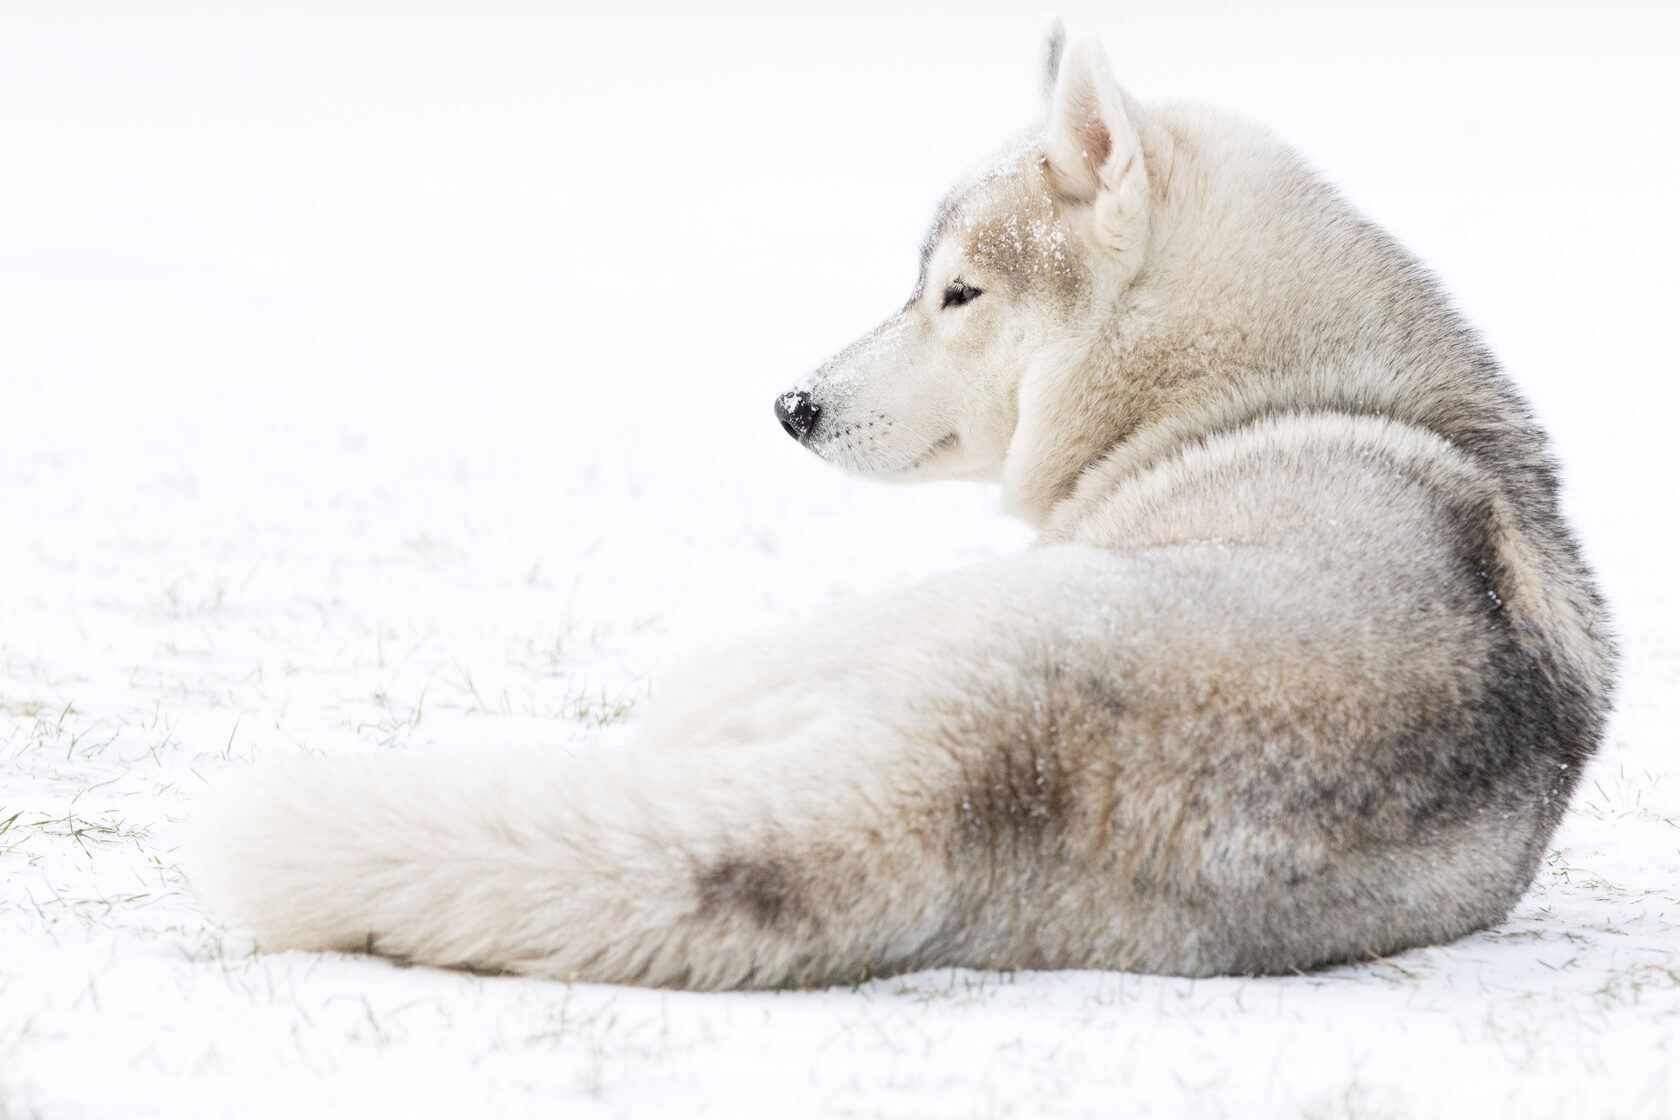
774, 24, 1165, 506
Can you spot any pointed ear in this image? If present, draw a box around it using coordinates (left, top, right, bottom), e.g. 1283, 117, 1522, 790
1039, 17, 1066, 102
1043, 38, 1151, 257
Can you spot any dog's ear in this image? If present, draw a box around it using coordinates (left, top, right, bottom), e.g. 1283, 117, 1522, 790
1043, 37, 1150, 258
1039, 17, 1066, 102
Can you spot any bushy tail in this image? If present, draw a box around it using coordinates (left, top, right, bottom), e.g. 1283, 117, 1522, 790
189, 742, 958, 989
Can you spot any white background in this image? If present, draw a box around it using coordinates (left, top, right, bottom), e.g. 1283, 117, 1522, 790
2, 2, 1677, 1116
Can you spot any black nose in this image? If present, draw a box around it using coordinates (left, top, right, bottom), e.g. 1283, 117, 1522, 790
774, 390, 821, 442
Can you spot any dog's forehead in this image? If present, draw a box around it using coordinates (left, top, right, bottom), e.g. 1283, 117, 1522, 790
918, 143, 1071, 295
918, 140, 1060, 292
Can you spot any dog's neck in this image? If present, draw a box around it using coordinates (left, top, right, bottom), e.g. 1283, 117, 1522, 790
1002, 370, 1258, 536
1006, 343, 1562, 547
999, 313, 1237, 531
1026, 384, 1325, 540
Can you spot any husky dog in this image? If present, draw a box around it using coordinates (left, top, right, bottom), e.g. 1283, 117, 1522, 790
193, 25, 1615, 989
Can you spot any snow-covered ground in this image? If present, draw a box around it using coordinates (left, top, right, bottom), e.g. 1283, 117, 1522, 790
2, 2, 1677, 1116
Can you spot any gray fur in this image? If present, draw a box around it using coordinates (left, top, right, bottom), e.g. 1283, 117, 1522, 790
189, 30, 1615, 989
1039, 17, 1066, 100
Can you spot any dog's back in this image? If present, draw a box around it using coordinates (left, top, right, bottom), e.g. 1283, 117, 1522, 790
986, 412, 1608, 973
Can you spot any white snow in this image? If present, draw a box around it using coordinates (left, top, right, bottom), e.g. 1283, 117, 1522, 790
2, 1, 1677, 1117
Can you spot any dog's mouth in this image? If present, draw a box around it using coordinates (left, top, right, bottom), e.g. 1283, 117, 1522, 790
909, 432, 960, 470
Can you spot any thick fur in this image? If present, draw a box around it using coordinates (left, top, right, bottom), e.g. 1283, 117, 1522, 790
191, 28, 1615, 989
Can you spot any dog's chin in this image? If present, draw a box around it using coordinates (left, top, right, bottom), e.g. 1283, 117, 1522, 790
802, 426, 1000, 486
884, 433, 988, 484
803, 430, 957, 481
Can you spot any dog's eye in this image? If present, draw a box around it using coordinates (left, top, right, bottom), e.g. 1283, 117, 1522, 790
941, 281, 983, 310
